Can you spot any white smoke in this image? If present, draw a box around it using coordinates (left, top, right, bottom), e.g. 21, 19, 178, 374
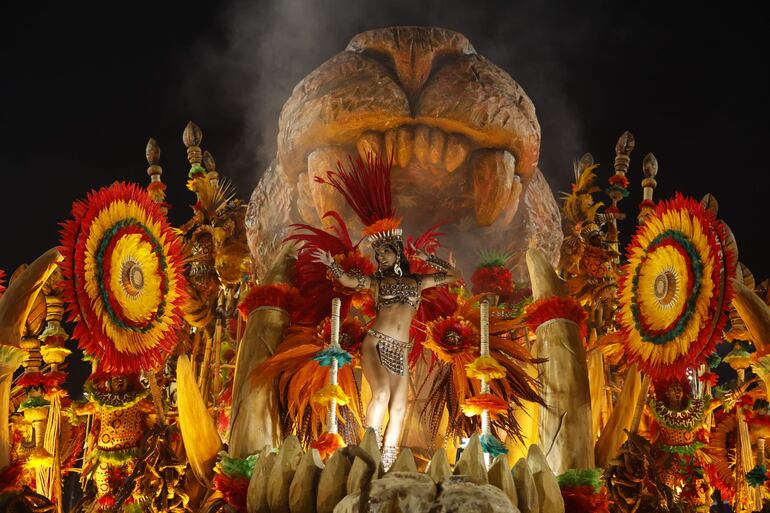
181, 0, 599, 197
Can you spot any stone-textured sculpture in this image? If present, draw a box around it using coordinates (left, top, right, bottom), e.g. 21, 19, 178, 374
246, 27, 562, 282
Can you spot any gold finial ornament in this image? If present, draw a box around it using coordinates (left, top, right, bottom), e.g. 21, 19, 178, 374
145, 138, 167, 208
614, 130, 635, 172
605, 131, 635, 261
146, 137, 161, 168
203, 149, 219, 186
638, 153, 659, 222
183, 121, 205, 178
701, 193, 719, 216
203, 149, 216, 173
579, 152, 594, 170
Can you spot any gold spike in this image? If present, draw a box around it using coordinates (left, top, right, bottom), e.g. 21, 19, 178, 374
183, 121, 203, 148
145, 138, 166, 208
183, 122, 204, 173
202, 150, 216, 173
642, 152, 658, 179
146, 138, 161, 167
202, 150, 219, 186
638, 153, 659, 223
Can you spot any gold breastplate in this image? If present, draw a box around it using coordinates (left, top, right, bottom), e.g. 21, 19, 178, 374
377, 275, 421, 310
658, 424, 697, 445
98, 405, 145, 450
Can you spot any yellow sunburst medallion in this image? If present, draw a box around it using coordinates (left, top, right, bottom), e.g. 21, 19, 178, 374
60, 182, 186, 372
618, 195, 735, 379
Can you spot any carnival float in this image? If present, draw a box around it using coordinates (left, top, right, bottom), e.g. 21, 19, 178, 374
2, 26, 770, 513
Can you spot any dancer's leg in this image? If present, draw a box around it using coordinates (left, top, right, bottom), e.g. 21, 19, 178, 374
383, 372, 408, 447
361, 334, 390, 439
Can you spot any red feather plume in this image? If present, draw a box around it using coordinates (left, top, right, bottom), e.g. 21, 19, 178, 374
313, 153, 395, 229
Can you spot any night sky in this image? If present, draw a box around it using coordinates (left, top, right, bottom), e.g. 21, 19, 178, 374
2, 1, 769, 278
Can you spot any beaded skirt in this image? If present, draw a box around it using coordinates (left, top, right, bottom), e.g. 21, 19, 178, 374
368, 328, 412, 376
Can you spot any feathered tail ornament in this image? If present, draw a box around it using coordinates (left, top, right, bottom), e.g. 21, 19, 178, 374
250, 317, 366, 447
286, 211, 374, 325
420, 292, 544, 443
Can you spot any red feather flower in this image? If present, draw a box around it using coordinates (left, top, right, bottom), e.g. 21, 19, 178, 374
608, 173, 630, 188
96, 495, 116, 509
471, 265, 514, 296
106, 465, 129, 490
310, 432, 346, 460
698, 371, 719, 387
318, 317, 366, 356
424, 316, 478, 363
639, 199, 656, 210
213, 473, 249, 512
560, 485, 611, 513
17, 371, 67, 390
618, 194, 736, 380
525, 296, 587, 337
237, 283, 301, 321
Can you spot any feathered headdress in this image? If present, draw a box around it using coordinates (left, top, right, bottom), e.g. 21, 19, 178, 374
314, 153, 402, 250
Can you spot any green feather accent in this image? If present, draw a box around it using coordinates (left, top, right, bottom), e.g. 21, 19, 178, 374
479, 434, 508, 457
656, 441, 705, 455
84, 380, 150, 411
706, 352, 722, 369
557, 468, 603, 493
189, 165, 206, 178
605, 184, 630, 198
746, 464, 768, 487
476, 249, 514, 268
19, 396, 50, 410
87, 447, 142, 465
217, 451, 258, 479
39, 323, 69, 341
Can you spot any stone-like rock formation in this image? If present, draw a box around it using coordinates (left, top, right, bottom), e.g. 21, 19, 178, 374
247, 26, 562, 282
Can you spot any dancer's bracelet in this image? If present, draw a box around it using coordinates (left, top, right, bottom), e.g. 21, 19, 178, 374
426, 254, 451, 272
328, 261, 344, 279
349, 269, 368, 289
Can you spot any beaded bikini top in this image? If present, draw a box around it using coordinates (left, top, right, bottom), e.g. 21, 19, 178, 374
376, 275, 422, 310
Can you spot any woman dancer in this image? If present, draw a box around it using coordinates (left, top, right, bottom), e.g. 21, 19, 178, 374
313, 154, 460, 468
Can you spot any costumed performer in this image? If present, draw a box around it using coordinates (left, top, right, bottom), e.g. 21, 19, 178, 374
313, 153, 461, 469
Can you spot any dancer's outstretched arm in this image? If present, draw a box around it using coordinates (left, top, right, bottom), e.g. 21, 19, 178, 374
313, 249, 370, 290
413, 248, 462, 290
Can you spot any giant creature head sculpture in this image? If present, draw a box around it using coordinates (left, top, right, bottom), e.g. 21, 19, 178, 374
246, 27, 562, 280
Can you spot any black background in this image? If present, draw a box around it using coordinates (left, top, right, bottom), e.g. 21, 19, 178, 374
2, 1, 768, 290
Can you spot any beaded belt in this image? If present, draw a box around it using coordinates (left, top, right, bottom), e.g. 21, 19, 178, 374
368, 329, 412, 376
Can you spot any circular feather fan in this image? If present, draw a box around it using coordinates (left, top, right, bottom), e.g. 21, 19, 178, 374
618, 194, 735, 379
60, 182, 186, 373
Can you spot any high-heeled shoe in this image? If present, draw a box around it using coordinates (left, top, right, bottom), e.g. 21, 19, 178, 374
367, 426, 383, 450
381, 445, 399, 472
